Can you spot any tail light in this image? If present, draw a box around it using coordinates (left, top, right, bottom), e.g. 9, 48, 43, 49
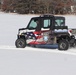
69, 29, 72, 33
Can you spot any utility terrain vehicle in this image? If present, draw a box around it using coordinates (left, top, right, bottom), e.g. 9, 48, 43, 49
15, 14, 76, 50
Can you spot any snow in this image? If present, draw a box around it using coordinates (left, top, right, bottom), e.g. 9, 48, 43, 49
64, 15, 76, 29
0, 12, 76, 75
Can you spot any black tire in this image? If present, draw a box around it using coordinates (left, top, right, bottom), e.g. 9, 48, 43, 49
58, 40, 69, 50
15, 38, 26, 48
73, 39, 76, 47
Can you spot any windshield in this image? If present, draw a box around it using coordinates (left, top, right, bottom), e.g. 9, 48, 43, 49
28, 19, 37, 29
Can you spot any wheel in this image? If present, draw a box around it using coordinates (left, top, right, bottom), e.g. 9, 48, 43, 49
58, 40, 69, 50
70, 38, 76, 47
73, 39, 76, 47
15, 38, 26, 48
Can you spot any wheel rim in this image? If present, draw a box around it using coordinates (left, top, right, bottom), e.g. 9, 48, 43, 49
18, 40, 25, 47
60, 42, 66, 49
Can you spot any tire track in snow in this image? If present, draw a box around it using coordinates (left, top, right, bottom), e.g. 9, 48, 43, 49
0, 45, 76, 56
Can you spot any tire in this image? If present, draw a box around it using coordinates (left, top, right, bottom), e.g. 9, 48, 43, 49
73, 39, 76, 47
15, 38, 26, 48
58, 40, 69, 50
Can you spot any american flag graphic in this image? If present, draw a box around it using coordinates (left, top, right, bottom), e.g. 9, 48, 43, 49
26, 32, 36, 39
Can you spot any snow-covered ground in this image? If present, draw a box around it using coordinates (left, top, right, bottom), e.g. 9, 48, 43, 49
0, 12, 76, 75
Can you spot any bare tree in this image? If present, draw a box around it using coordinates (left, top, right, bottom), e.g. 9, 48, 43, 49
0, 0, 74, 14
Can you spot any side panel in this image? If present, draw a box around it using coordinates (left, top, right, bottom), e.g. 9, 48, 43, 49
26, 30, 57, 45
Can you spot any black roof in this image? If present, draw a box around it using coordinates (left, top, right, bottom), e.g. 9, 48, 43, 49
31, 14, 65, 19
40, 14, 65, 18
40, 14, 54, 17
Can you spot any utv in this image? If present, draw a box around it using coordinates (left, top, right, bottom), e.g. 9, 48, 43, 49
15, 14, 76, 50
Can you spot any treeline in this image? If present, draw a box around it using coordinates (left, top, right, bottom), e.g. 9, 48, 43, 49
0, 0, 74, 14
